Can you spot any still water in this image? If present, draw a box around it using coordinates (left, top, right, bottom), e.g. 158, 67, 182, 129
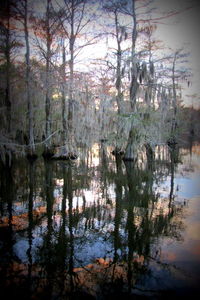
0, 143, 200, 299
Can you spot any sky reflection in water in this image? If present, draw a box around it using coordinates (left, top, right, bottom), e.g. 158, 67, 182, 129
0, 143, 200, 298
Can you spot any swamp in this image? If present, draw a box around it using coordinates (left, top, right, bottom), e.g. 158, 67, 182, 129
0, 142, 200, 298
0, 0, 200, 298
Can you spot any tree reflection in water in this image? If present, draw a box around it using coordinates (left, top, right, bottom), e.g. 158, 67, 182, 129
0, 144, 199, 298
0, 159, 15, 297
27, 161, 34, 297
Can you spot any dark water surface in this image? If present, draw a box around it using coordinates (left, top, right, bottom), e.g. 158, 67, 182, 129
0, 144, 200, 299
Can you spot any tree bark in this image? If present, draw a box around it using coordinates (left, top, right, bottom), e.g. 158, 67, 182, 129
115, 10, 123, 115
68, 1, 75, 153
171, 52, 177, 142
5, 0, 11, 133
124, 0, 138, 161
61, 43, 67, 148
45, 0, 52, 151
129, 0, 137, 111
24, 0, 35, 154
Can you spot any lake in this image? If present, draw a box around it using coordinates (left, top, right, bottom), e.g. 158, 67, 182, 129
0, 143, 200, 299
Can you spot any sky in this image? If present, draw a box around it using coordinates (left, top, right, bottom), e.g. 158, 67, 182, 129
149, 0, 200, 108
10, 0, 200, 108
77, 0, 200, 108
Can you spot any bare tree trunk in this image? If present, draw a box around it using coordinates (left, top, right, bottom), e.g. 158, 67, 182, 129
171, 52, 177, 144
45, 0, 52, 151
113, 10, 125, 155
61, 42, 67, 149
24, 0, 35, 154
5, 0, 11, 133
68, 3, 75, 153
115, 10, 123, 115
124, 0, 138, 161
129, 0, 137, 112
124, 126, 138, 162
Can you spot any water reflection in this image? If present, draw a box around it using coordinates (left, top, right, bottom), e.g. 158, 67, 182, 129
27, 161, 34, 297
0, 143, 200, 298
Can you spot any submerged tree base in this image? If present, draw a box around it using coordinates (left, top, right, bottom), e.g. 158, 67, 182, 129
42, 149, 55, 160
167, 137, 178, 149
52, 145, 78, 161
26, 152, 38, 161
111, 149, 124, 156
145, 143, 155, 163
122, 156, 137, 163
52, 152, 78, 161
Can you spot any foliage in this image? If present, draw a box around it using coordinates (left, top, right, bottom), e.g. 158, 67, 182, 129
0, 0, 197, 162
